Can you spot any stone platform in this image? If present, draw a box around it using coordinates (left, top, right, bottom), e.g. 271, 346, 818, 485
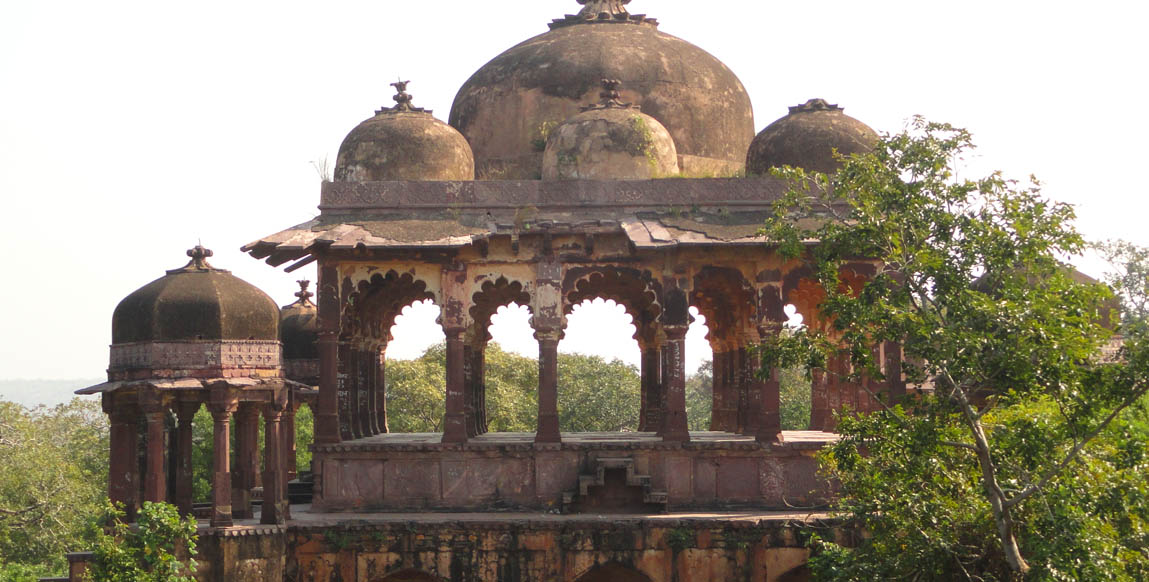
312, 431, 836, 513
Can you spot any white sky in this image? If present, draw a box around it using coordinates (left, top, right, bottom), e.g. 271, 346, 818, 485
2, 0, 1147, 381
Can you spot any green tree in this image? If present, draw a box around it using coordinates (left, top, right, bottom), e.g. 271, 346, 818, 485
386, 342, 644, 433
763, 118, 1149, 579
85, 501, 197, 582
0, 398, 107, 572
685, 360, 712, 431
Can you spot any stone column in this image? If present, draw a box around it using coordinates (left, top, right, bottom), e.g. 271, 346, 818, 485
462, 342, 478, 438
442, 329, 468, 443
174, 401, 199, 515
755, 324, 783, 443
232, 403, 260, 519
659, 324, 690, 442
105, 396, 140, 518
741, 341, 762, 435
637, 333, 662, 432
342, 341, 361, 440
534, 328, 562, 443
709, 345, 726, 431
473, 343, 488, 435
261, 400, 288, 525
363, 342, 381, 436
315, 263, 342, 445
142, 403, 168, 504
284, 402, 298, 483
208, 393, 238, 528
375, 341, 389, 434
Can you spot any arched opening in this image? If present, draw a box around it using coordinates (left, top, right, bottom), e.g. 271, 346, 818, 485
561, 298, 642, 432
562, 267, 661, 434
691, 267, 757, 434
468, 276, 534, 436
343, 271, 438, 438
684, 306, 713, 431
779, 305, 812, 431
573, 562, 653, 582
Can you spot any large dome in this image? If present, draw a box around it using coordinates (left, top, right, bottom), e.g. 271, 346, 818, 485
112, 246, 280, 344
449, 0, 754, 180
335, 81, 475, 182
746, 99, 877, 176
280, 280, 319, 361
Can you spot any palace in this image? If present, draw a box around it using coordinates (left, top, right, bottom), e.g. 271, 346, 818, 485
68, 2, 897, 580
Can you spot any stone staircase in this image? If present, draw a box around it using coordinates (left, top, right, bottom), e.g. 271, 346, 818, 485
562, 457, 667, 513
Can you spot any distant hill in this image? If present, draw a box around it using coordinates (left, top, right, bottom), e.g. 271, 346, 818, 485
0, 379, 103, 408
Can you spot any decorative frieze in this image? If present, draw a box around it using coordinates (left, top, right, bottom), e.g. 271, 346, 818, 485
110, 340, 281, 372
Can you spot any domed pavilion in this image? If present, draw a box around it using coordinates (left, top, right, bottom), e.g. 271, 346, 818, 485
74, 2, 896, 580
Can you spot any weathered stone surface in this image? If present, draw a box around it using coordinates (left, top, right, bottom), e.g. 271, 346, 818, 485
450, 16, 754, 179
543, 107, 678, 180
746, 99, 877, 176
336, 106, 475, 182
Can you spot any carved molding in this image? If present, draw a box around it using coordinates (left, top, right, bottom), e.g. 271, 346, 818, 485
110, 340, 281, 371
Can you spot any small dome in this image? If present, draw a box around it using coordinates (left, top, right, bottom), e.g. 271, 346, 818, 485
335, 81, 474, 182
542, 80, 678, 180
280, 280, 318, 360
450, 1, 753, 179
112, 246, 280, 344
746, 99, 877, 175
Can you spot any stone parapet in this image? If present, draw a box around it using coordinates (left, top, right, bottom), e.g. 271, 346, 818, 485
109, 340, 281, 377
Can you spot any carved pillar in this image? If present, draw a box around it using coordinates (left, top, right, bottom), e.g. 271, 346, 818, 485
141, 394, 168, 504
741, 340, 761, 435
535, 328, 563, 443
232, 403, 260, 519
174, 401, 199, 515
315, 262, 342, 445
473, 343, 488, 435
638, 331, 662, 432
709, 345, 726, 431
261, 398, 288, 525
106, 395, 140, 518
532, 259, 564, 443
375, 340, 389, 434
208, 392, 238, 528
755, 324, 783, 443
462, 342, 478, 438
363, 342, 380, 436
659, 324, 690, 442
284, 401, 298, 483
442, 329, 468, 443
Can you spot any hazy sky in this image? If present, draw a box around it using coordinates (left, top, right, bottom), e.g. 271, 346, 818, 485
2, 0, 1147, 382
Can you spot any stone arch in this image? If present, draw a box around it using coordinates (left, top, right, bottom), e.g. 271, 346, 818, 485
465, 276, 534, 436
571, 561, 653, 582
338, 270, 438, 439
692, 266, 757, 433
563, 266, 663, 431
563, 266, 662, 334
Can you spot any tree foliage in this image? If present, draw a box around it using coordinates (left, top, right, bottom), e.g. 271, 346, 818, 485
85, 501, 197, 582
763, 118, 1149, 579
0, 398, 106, 571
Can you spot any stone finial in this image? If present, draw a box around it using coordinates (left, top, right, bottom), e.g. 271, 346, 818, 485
550, 0, 657, 29
293, 280, 315, 306
186, 245, 213, 269
789, 98, 844, 115
378, 79, 430, 115
581, 79, 638, 112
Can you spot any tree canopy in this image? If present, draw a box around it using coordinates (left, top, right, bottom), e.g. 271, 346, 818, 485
763, 118, 1149, 579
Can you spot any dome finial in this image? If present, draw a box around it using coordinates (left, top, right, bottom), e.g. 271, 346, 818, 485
581, 79, 637, 112
550, 0, 657, 29
179, 245, 215, 271
789, 98, 843, 114
378, 79, 429, 115
293, 280, 315, 305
